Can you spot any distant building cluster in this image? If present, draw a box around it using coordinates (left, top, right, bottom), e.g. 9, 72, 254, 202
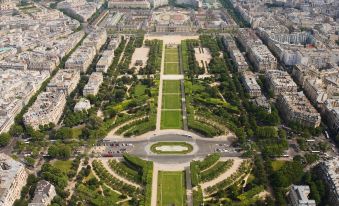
101, 6, 237, 33
0, 70, 49, 133
108, 0, 151, 9
230, 0, 339, 132
22, 28, 107, 129
57, 0, 104, 22
0, 153, 28, 206
0, 3, 86, 133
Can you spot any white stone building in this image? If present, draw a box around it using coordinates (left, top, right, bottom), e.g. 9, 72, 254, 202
65, 46, 96, 73
46, 69, 80, 95
83, 72, 103, 96
288, 185, 316, 206
241, 71, 262, 97
28, 180, 56, 206
0, 153, 28, 206
266, 70, 298, 95
277, 92, 321, 128
108, 0, 151, 9
23, 92, 66, 129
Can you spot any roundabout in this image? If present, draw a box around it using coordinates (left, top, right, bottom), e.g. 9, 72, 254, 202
150, 141, 193, 154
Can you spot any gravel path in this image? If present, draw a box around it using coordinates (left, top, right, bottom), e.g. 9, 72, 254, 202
200, 157, 243, 189
151, 164, 159, 206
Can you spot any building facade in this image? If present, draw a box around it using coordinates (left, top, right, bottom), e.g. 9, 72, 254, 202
0, 153, 28, 206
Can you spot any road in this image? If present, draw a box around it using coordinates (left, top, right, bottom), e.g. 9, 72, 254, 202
99, 134, 241, 164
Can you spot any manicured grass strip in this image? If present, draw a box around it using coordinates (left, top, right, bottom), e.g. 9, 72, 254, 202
150, 142, 193, 154
157, 171, 186, 206
165, 48, 178, 53
163, 80, 181, 93
161, 110, 183, 129
165, 53, 179, 62
164, 62, 179, 74
162, 94, 181, 109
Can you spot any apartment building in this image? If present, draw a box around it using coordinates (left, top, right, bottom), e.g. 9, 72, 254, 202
151, 0, 168, 8
23, 92, 66, 129
230, 49, 248, 71
29, 180, 56, 206
83, 72, 103, 96
266, 70, 298, 95
107, 36, 121, 50
252, 96, 271, 113
288, 185, 316, 206
277, 92, 321, 128
0, 69, 49, 134
237, 29, 277, 71
0, 153, 28, 206
248, 44, 277, 72
241, 71, 262, 97
46, 69, 80, 95
319, 157, 339, 206
65, 46, 96, 73
323, 99, 339, 134
303, 78, 328, 105
96, 50, 114, 73
82, 29, 107, 52
236, 28, 262, 52
222, 33, 237, 51
108, 0, 151, 9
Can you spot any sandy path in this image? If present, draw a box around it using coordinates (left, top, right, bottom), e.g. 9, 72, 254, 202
200, 158, 243, 189
185, 166, 193, 206
151, 164, 159, 206
100, 158, 142, 188
66, 159, 84, 200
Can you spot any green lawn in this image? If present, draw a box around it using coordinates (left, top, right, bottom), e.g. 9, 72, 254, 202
163, 80, 181, 93
165, 52, 179, 62
164, 62, 179, 74
161, 110, 183, 129
165, 48, 178, 53
271, 160, 287, 171
162, 94, 181, 109
53, 160, 72, 174
157, 171, 186, 206
133, 84, 147, 96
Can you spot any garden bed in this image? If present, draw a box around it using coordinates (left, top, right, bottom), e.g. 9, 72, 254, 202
150, 142, 193, 154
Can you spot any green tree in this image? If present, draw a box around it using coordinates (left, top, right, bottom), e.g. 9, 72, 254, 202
0, 133, 11, 147
48, 145, 59, 158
